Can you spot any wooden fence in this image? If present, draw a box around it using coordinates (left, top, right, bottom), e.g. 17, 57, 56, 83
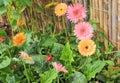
89, 0, 120, 50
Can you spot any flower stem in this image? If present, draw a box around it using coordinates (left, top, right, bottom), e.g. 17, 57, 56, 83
7, 49, 12, 59
23, 62, 30, 83
57, 76, 59, 83
78, 57, 88, 70
62, 16, 68, 42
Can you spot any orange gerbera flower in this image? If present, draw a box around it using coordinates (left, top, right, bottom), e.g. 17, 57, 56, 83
17, 19, 24, 27
20, 52, 32, 61
13, 32, 26, 46
78, 39, 96, 56
55, 3, 67, 16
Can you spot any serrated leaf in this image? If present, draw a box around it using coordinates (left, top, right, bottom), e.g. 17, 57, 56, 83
60, 42, 74, 62
31, 55, 48, 74
84, 60, 105, 80
70, 72, 87, 83
51, 43, 64, 58
40, 68, 58, 83
0, 56, 11, 69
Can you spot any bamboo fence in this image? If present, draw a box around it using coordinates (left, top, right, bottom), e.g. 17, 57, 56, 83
1, 0, 120, 49
90, 0, 120, 50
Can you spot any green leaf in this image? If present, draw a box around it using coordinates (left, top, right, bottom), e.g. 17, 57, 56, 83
0, 56, 11, 69
51, 43, 64, 58
113, 51, 120, 60
0, 0, 4, 6
25, 32, 32, 46
31, 55, 48, 74
35, 7, 42, 13
92, 23, 97, 31
70, 72, 87, 83
42, 37, 57, 48
7, 76, 15, 83
17, 0, 32, 7
105, 43, 114, 54
0, 6, 7, 15
104, 60, 114, 66
99, 32, 105, 39
0, 43, 9, 54
60, 42, 74, 62
3, 0, 10, 6
84, 60, 105, 80
40, 68, 58, 83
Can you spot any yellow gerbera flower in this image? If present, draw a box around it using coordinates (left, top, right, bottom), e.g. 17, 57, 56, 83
13, 32, 26, 46
78, 39, 96, 56
20, 52, 32, 61
55, 3, 67, 16
45, 2, 58, 8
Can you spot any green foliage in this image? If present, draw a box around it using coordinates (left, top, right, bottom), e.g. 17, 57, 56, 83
60, 42, 74, 62
40, 68, 58, 83
0, 56, 11, 69
31, 55, 48, 74
42, 37, 57, 48
51, 43, 64, 58
6, 75, 15, 83
0, 1, 119, 83
17, 0, 32, 7
84, 60, 105, 80
105, 43, 114, 54
70, 72, 87, 83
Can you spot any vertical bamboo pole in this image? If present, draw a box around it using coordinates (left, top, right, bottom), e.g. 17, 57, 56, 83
90, 0, 93, 20
92, 0, 95, 20
99, 0, 103, 30
112, 0, 118, 47
95, 0, 99, 22
108, 0, 112, 45
103, 0, 109, 48
83, 0, 87, 8
118, 0, 120, 50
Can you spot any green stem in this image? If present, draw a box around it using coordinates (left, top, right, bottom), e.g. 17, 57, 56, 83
7, 49, 12, 59
78, 57, 88, 70
62, 16, 68, 41
23, 62, 30, 83
57, 76, 59, 83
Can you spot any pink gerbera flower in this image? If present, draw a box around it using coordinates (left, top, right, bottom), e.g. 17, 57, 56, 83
66, 4, 87, 23
52, 62, 68, 73
74, 22, 94, 40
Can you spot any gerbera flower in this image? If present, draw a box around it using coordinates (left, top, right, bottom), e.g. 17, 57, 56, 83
46, 54, 53, 62
55, 3, 67, 16
0, 36, 6, 43
19, 52, 33, 61
78, 39, 96, 56
13, 32, 26, 46
74, 22, 94, 40
66, 3, 87, 23
17, 19, 24, 27
52, 62, 68, 73
45, 2, 58, 8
